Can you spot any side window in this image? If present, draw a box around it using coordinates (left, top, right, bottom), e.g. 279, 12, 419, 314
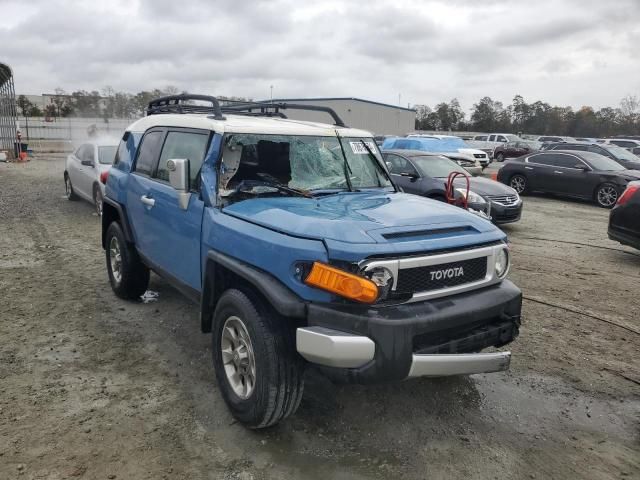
497, 136, 507, 142
565, 144, 586, 152
156, 131, 210, 189
86, 145, 95, 163
554, 154, 584, 168
74, 145, 85, 160
611, 140, 632, 148
529, 153, 557, 166
394, 139, 412, 149
489, 135, 496, 141
134, 131, 164, 176
385, 154, 418, 176
587, 145, 609, 157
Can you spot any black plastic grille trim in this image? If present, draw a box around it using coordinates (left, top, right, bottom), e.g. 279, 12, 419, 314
395, 257, 488, 295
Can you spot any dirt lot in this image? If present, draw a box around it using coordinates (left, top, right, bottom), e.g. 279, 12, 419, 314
1, 155, 639, 480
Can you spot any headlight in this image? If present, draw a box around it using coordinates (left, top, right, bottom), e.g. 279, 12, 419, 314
364, 266, 394, 300
455, 188, 486, 204
495, 248, 510, 278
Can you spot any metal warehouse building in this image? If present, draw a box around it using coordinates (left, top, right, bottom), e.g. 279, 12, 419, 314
269, 97, 415, 136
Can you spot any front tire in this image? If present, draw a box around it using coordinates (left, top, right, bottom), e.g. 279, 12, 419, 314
93, 185, 104, 216
105, 222, 149, 300
509, 174, 528, 194
595, 183, 618, 208
496, 153, 505, 162
212, 289, 304, 429
64, 174, 78, 200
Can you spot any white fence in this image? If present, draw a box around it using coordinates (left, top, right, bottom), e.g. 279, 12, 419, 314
17, 116, 138, 141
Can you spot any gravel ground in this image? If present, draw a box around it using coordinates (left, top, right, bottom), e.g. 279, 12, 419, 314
1, 155, 639, 480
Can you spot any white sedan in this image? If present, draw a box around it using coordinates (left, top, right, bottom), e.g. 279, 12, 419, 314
64, 141, 117, 215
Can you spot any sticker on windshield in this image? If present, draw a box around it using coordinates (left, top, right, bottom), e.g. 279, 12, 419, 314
350, 141, 377, 154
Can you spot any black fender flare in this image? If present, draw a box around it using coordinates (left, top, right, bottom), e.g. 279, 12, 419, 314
200, 250, 306, 332
102, 197, 134, 248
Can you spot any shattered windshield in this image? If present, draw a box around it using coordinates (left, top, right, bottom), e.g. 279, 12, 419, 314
219, 134, 392, 196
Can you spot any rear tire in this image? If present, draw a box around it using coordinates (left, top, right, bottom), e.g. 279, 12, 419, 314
212, 289, 304, 428
64, 174, 78, 200
509, 174, 528, 194
105, 222, 149, 300
595, 183, 618, 208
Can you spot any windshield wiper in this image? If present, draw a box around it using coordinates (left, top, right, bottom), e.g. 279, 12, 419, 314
360, 140, 396, 189
255, 173, 313, 197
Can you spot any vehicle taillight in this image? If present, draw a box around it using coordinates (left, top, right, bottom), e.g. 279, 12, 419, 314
617, 183, 640, 206
100, 171, 109, 184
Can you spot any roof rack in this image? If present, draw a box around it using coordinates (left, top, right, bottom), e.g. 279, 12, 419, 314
147, 94, 225, 120
220, 101, 347, 127
146, 94, 347, 127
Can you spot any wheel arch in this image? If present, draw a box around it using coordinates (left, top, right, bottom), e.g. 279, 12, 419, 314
101, 197, 134, 249
201, 250, 306, 333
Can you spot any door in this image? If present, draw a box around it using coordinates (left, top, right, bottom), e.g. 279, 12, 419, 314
384, 154, 422, 194
127, 128, 210, 291
523, 153, 556, 191
78, 144, 98, 199
548, 153, 593, 197
71, 144, 93, 200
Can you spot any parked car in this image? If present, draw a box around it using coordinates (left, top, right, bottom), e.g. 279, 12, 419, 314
64, 141, 117, 215
102, 94, 522, 428
541, 142, 640, 170
493, 140, 541, 162
535, 135, 576, 144
384, 136, 487, 173
497, 150, 640, 208
632, 146, 640, 156
469, 133, 523, 156
382, 149, 523, 224
608, 181, 640, 250
604, 138, 640, 150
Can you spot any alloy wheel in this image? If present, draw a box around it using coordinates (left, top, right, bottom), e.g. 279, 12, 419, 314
510, 175, 526, 194
109, 237, 122, 284
221, 316, 256, 399
597, 186, 618, 207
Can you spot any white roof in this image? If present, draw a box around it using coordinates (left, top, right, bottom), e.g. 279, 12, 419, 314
125, 113, 372, 137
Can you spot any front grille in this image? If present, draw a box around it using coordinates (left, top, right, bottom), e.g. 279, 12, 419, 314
473, 153, 487, 159
395, 257, 488, 295
487, 194, 519, 206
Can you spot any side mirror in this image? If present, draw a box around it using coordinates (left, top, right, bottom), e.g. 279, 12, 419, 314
167, 158, 191, 210
81, 159, 95, 167
575, 164, 589, 171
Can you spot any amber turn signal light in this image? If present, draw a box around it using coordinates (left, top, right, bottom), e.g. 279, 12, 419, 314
304, 262, 378, 303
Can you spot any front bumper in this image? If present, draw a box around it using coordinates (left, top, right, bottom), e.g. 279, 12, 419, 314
296, 280, 522, 383
489, 200, 523, 224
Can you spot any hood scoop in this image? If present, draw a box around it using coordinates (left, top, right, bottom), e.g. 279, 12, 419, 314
381, 226, 477, 242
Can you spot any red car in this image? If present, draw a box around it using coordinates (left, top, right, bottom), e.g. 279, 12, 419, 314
494, 141, 540, 162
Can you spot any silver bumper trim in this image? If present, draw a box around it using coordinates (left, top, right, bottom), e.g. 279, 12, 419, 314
296, 327, 375, 368
407, 351, 511, 377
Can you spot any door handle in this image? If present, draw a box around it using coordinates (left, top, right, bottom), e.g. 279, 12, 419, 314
553, 171, 563, 174
140, 195, 155, 207
525, 166, 533, 170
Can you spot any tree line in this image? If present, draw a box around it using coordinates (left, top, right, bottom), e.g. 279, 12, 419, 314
16, 86, 249, 120
414, 94, 640, 137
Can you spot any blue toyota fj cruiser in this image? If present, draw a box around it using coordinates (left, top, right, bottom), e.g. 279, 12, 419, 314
102, 95, 522, 428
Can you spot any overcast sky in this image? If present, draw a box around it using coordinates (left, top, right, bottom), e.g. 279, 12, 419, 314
1, 0, 639, 112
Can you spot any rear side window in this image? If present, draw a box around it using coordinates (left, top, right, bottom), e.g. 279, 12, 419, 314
156, 131, 210, 189
611, 140, 636, 148
134, 131, 164, 176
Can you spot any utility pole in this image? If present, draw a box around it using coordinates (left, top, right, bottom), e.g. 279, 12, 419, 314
270, 85, 273, 104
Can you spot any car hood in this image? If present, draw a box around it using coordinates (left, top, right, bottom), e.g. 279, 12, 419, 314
458, 148, 488, 156
450, 176, 518, 196
222, 191, 500, 245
